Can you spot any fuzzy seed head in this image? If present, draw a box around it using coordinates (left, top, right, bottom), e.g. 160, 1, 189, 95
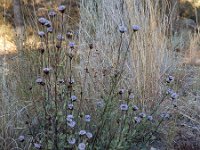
18, 135, 25, 142
119, 25, 127, 33
78, 143, 86, 150
120, 104, 128, 111
79, 130, 86, 136
68, 138, 76, 145
58, 5, 66, 13
132, 25, 141, 32
84, 115, 91, 122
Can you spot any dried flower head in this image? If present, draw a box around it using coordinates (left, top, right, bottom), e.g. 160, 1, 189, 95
132, 25, 140, 32
78, 143, 86, 150
48, 10, 56, 17
34, 143, 42, 149
66, 114, 74, 122
38, 17, 47, 25
166, 88, 174, 95
44, 20, 52, 27
68, 103, 74, 110
58, 79, 65, 84
67, 121, 76, 128
66, 31, 73, 39
129, 93, 134, 100
84, 115, 91, 122
57, 34, 64, 41
134, 117, 141, 123
161, 112, 170, 120
147, 115, 153, 121
68, 138, 76, 145
89, 43, 93, 49
36, 77, 45, 86
56, 43, 61, 49
119, 25, 127, 33
71, 95, 77, 102
119, 88, 125, 95
69, 42, 75, 49
96, 100, 105, 108
120, 104, 128, 111
68, 78, 75, 84
139, 112, 146, 118
58, 5, 66, 13
132, 105, 139, 111
166, 75, 174, 83
79, 130, 86, 136
38, 31, 45, 37
47, 27, 53, 33
18, 135, 25, 142
86, 132, 93, 139
43, 67, 51, 74
171, 92, 178, 100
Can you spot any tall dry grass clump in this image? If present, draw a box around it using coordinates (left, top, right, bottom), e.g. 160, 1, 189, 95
79, 0, 177, 108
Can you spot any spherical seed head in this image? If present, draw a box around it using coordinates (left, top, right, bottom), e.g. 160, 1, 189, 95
69, 42, 75, 49
66, 31, 73, 39
68, 138, 76, 145
119, 25, 127, 33
79, 130, 86, 136
84, 115, 91, 122
119, 88, 125, 95
161, 112, 170, 120
132, 25, 141, 32
44, 20, 52, 27
71, 95, 77, 101
120, 104, 128, 111
67, 121, 76, 128
132, 105, 139, 111
38, 17, 47, 25
166, 75, 174, 83
47, 27, 53, 33
58, 5, 66, 13
166, 88, 174, 95
129, 93, 134, 99
139, 112, 146, 118
66, 114, 74, 122
134, 117, 141, 123
34, 143, 42, 149
18, 135, 25, 142
78, 143, 86, 150
68, 103, 74, 110
57, 34, 64, 41
147, 115, 153, 121
43, 67, 51, 74
86, 132, 93, 139
38, 31, 45, 37
171, 92, 178, 100
36, 77, 45, 86
48, 10, 56, 17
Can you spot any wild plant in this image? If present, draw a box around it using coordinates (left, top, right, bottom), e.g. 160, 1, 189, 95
12, 2, 179, 149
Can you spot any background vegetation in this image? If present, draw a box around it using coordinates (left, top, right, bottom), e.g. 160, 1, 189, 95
0, 0, 200, 149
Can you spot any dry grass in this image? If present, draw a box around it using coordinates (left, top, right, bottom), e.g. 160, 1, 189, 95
0, 2, 16, 55
0, 0, 200, 149
79, 0, 177, 108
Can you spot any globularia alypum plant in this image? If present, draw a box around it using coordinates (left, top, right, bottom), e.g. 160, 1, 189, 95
16, 4, 178, 150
